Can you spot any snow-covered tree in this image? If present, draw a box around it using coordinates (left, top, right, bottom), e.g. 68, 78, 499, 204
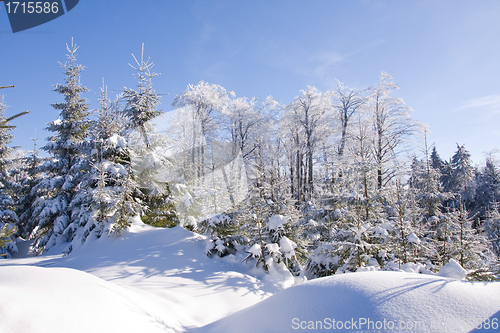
284, 86, 331, 200
0, 99, 19, 257
306, 202, 384, 276
369, 72, 417, 189
333, 80, 365, 157
197, 213, 244, 257
427, 201, 491, 274
485, 201, 500, 257
121, 45, 176, 231
384, 179, 425, 268
16, 136, 44, 239
239, 192, 305, 275
472, 156, 500, 218
172, 81, 228, 184
443, 144, 474, 198
31, 40, 91, 253
122, 45, 162, 147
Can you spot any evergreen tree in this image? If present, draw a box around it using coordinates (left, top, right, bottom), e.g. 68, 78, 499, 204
0, 101, 18, 257
472, 157, 500, 218
306, 201, 384, 275
123, 44, 162, 148
16, 135, 43, 239
0, 88, 28, 257
430, 146, 445, 173
239, 191, 305, 275
443, 144, 474, 199
384, 179, 427, 269
485, 201, 500, 257
197, 213, 244, 257
61, 85, 127, 253
119, 44, 173, 231
32, 40, 91, 253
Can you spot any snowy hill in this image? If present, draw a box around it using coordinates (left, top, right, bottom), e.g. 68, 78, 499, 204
0, 219, 296, 333
195, 271, 500, 332
2, 220, 500, 332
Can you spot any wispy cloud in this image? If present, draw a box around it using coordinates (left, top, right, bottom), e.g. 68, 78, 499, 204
308, 51, 345, 78
254, 37, 348, 84
455, 94, 500, 114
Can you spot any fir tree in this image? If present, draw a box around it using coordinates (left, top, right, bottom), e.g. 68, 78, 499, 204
116, 44, 172, 231
430, 146, 445, 173
122, 44, 162, 148
0, 111, 18, 257
472, 157, 500, 218
443, 144, 474, 199
197, 213, 244, 257
239, 191, 305, 275
16, 135, 43, 239
32, 40, 91, 253
0, 89, 28, 257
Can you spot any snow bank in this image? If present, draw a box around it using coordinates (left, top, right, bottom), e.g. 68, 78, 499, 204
0, 221, 289, 331
4, 220, 497, 333
194, 271, 500, 333
438, 258, 467, 280
0, 265, 183, 333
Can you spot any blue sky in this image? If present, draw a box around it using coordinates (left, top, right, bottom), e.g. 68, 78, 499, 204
1, 0, 499, 164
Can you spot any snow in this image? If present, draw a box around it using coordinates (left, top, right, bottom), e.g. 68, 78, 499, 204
2, 221, 500, 332
438, 258, 468, 280
247, 243, 261, 256
0, 266, 177, 333
0, 221, 282, 333
407, 232, 421, 244
279, 236, 296, 254
197, 271, 500, 333
108, 134, 127, 149
267, 214, 289, 230
266, 242, 280, 254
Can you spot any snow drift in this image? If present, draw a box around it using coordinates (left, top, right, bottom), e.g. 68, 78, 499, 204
0, 265, 178, 333
0, 221, 294, 332
194, 271, 500, 333
2, 220, 500, 333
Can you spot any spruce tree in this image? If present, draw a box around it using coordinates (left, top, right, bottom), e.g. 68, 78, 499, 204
473, 157, 500, 218
115, 44, 173, 231
0, 88, 28, 257
0, 99, 18, 257
16, 135, 43, 239
443, 144, 474, 198
122, 44, 162, 148
32, 40, 91, 253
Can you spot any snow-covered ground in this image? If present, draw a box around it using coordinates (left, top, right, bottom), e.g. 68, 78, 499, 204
2, 220, 500, 332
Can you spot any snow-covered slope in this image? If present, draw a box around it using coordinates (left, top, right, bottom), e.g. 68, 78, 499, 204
194, 271, 500, 333
0, 265, 181, 333
2, 220, 500, 333
0, 219, 295, 332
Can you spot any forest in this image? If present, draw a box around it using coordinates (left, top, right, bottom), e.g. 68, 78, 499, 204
1, 41, 499, 282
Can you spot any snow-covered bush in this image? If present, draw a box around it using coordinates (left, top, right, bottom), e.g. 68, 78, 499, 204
243, 213, 304, 275
197, 213, 244, 257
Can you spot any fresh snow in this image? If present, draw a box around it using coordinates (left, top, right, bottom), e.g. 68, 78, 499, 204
438, 258, 468, 280
0, 219, 293, 333
407, 232, 421, 244
267, 214, 289, 230
1, 220, 500, 332
196, 271, 500, 333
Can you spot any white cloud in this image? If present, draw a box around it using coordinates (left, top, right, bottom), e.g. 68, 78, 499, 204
455, 94, 500, 114
308, 51, 345, 78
